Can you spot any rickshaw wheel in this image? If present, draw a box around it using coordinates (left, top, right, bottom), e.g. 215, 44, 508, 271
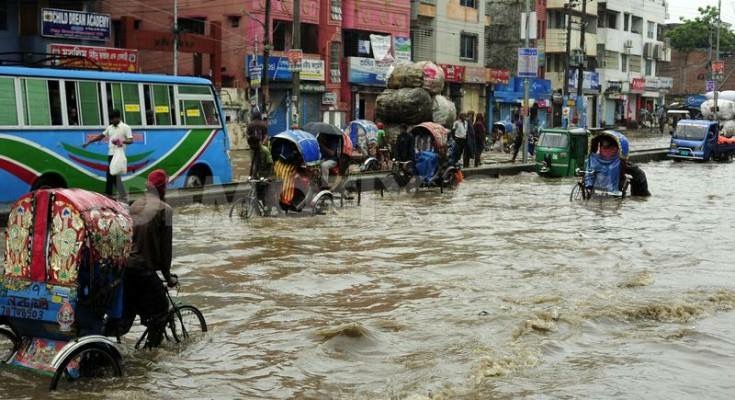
49, 345, 122, 391
0, 328, 19, 362
313, 193, 335, 215
570, 183, 587, 201
167, 305, 208, 344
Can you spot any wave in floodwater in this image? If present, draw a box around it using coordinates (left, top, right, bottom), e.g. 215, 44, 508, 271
1, 159, 735, 399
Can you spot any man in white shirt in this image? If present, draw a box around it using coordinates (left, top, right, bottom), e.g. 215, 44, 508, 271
452, 113, 468, 165
83, 109, 133, 202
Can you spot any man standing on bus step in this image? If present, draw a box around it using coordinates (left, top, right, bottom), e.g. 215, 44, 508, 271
83, 109, 133, 202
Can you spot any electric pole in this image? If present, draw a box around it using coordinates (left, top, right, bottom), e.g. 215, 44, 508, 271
576, 0, 587, 127
292, 0, 301, 128
521, 0, 531, 163
563, 3, 572, 97
263, 0, 271, 116
714, 0, 722, 118
173, 0, 178, 75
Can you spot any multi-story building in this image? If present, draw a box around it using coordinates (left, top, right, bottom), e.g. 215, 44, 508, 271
542, 0, 598, 126
412, 0, 488, 114
658, 49, 735, 98
595, 0, 670, 126
95, 1, 410, 132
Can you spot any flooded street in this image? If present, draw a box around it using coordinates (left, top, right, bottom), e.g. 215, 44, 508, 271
3, 157, 735, 399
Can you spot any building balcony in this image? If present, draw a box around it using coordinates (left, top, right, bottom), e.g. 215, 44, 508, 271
546, 0, 597, 16
545, 29, 597, 56
413, 0, 437, 18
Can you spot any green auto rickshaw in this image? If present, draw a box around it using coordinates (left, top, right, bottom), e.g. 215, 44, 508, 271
535, 128, 589, 177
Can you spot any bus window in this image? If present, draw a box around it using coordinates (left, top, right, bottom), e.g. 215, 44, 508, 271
64, 81, 79, 125
180, 99, 205, 125
78, 81, 102, 126
106, 82, 142, 125
144, 84, 173, 126
201, 100, 220, 125
0, 77, 18, 126
21, 79, 53, 126
178, 85, 211, 95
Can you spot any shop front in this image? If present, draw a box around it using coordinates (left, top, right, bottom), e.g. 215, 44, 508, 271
246, 55, 326, 133
567, 70, 601, 128
484, 68, 511, 128
463, 67, 487, 115
490, 77, 552, 129
346, 57, 391, 121
602, 81, 624, 126
626, 77, 646, 123
439, 64, 466, 113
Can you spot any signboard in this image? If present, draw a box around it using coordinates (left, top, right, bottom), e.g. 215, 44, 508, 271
605, 80, 623, 94
486, 68, 510, 84
48, 44, 138, 72
706, 80, 715, 92
287, 49, 303, 72
322, 92, 337, 105
250, 66, 262, 88
567, 70, 600, 92
439, 64, 465, 82
713, 61, 725, 75
394, 37, 412, 62
464, 67, 486, 84
630, 78, 645, 93
517, 48, 538, 78
347, 57, 390, 86
41, 8, 111, 41
370, 34, 393, 62
520, 12, 538, 40
246, 55, 324, 82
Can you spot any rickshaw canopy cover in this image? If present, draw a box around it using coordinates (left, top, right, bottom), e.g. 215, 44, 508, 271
589, 130, 630, 159
410, 122, 449, 158
272, 129, 322, 167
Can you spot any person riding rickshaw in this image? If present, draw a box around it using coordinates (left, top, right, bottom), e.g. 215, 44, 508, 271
0, 187, 206, 390
570, 131, 650, 200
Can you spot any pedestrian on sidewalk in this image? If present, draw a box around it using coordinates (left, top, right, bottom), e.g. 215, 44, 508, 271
512, 117, 524, 162
464, 111, 476, 168
452, 113, 468, 164
473, 113, 486, 167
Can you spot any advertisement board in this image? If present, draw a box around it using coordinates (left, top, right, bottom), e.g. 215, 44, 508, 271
517, 48, 538, 78
347, 57, 390, 86
48, 44, 138, 72
439, 64, 465, 82
41, 8, 111, 41
246, 55, 324, 82
394, 37, 412, 62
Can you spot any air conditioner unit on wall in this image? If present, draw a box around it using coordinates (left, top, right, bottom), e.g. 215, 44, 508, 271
654, 44, 662, 60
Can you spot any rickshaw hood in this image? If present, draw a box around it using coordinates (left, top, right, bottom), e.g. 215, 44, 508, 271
272, 129, 322, 167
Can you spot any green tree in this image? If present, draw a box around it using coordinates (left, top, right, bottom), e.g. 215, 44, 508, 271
666, 6, 735, 54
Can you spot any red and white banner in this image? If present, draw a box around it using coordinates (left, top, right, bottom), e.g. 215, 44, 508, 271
631, 78, 645, 93
49, 44, 139, 72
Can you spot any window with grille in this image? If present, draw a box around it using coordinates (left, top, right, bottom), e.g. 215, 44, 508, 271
460, 33, 478, 62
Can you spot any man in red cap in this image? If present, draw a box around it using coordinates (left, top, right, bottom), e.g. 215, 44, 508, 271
109, 169, 177, 347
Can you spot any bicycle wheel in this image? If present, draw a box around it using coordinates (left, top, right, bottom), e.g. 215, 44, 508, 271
570, 183, 586, 201
49, 345, 122, 391
168, 305, 207, 344
0, 328, 19, 362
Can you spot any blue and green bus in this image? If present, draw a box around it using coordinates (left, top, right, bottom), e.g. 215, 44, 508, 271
0, 66, 233, 204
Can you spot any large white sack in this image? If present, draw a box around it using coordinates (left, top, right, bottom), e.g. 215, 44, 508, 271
701, 98, 735, 120
704, 91, 735, 101
722, 120, 735, 137
109, 147, 128, 176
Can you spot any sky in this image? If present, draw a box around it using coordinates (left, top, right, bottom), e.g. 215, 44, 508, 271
667, 0, 735, 25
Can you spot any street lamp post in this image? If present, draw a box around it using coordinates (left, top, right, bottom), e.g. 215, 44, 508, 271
522, 0, 531, 163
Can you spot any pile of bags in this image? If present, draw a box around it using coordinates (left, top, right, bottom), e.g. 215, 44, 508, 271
701, 92, 735, 136
376, 61, 457, 144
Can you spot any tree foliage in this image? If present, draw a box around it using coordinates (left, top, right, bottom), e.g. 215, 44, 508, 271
666, 6, 735, 53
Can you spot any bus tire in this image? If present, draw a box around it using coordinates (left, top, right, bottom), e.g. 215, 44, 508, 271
184, 165, 212, 188
31, 173, 67, 191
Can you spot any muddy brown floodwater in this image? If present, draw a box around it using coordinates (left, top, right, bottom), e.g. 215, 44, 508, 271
2, 157, 735, 399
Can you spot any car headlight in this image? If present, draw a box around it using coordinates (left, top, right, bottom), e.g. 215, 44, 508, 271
559, 152, 567, 158
552, 154, 558, 160
670, 143, 677, 149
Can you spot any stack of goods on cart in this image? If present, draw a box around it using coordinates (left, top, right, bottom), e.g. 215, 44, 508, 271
702, 91, 735, 137
376, 61, 456, 145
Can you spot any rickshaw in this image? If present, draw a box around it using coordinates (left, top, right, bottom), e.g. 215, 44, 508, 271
303, 122, 353, 192
230, 130, 336, 218
535, 128, 589, 177
0, 188, 207, 390
491, 120, 515, 153
389, 122, 460, 193
570, 130, 650, 200
345, 120, 382, 171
